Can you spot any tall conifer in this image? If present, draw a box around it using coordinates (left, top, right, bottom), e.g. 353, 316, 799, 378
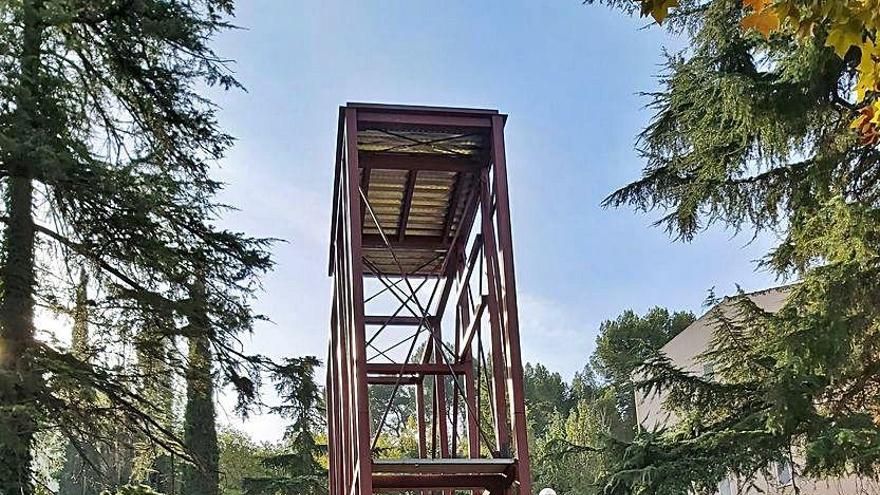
181, 276, 219, 495
0, 2, 271, 492
59, 271, 100, 495
243, 357, 326, 495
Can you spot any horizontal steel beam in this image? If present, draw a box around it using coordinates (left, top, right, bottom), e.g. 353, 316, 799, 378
366, 363, 467, 376
365, 315, 427, 326
347, 102, 499, 116
359, 152, 483, 173
373, 458, 515, 474
367, 376, 421, 385
372, 474, 508, 491
356, 111, 493, 130
363, 235, 449, 251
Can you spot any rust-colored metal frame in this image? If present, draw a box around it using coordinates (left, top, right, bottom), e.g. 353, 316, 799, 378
327, 103, 531, 495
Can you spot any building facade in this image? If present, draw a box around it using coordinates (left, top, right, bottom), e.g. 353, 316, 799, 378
635, 287, 879, 495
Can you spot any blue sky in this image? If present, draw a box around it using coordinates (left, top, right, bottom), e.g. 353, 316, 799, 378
208, 1, 779, 441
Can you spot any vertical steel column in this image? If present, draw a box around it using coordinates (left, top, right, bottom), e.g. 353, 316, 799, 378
333, 209, 353, 495
327, 340, 336, 495
344, 108, 373, 495
434, 319, 450, 458
460, 295, 480, 459
416, 380, 427, 458
480, 168, 510, 455
455, 243, 481, 459
489, 115, 532, 495
339, 241, 353, 494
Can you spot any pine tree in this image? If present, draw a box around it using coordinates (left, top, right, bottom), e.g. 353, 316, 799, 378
0, 1, 272, 493
243, 357, 326, 495
589, 0, 880, 492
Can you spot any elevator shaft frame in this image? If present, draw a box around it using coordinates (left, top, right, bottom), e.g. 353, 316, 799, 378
327, 103, 531, 495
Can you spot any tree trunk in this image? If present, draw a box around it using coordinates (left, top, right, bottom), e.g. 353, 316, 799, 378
181, 279, 219, 495
0, 2, 42, 493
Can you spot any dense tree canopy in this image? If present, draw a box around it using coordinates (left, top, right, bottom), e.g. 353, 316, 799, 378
636, 0, 880, 143
0, 1, 272, 493
591, 308, 694, 424
218, 428, 275, 495
525, 307, 691, 495
587, 0, 880, 492
524, 363, 575, 439
243, 357, 326, 495
637, 0, 879, 148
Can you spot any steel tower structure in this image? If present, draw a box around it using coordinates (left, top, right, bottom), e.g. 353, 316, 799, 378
327, 103, 531, 495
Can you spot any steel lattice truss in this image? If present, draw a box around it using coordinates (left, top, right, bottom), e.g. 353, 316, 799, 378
327, 104, 532, 495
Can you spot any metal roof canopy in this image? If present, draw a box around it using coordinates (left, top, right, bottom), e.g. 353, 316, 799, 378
329, 103, 506, 277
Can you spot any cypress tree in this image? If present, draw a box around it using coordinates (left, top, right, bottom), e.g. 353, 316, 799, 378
0, 1, 272, 492
133, 325, 177, 493
243, 357, 326, 495
589, 0, 880, 492
181, 276, 219, 495
59, 271, 101, 495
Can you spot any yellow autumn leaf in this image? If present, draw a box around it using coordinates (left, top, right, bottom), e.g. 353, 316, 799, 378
825, 23, 863, 57
851, 110, 870, 130
855, 40, 879, 100
641, 0, 679, 24
743, 0, 770, 13
741, 10, 781, 39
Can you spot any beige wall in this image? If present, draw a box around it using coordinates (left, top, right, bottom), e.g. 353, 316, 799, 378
720, 473, 880, 495
634, 287, 879, 495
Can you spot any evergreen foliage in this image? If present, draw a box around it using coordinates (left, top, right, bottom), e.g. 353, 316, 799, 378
99, 484, 164, 495
217, 427, 274, 495
523, 363, 575, 440
132, 327, 177, 493
591, 307, 694, 426
242, 357, 326, 495
181, 277, 219, 495
59, 271, 101, 495
532, 385, 629, 495
0, 1, 272, 493
528, 308, 690, 495
589, 0, 880, 492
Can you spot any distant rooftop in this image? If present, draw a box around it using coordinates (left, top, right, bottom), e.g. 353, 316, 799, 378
661, 284, 796, 355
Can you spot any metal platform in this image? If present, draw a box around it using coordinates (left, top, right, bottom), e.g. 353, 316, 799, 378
373, 458, 516, 474
373, 459, 516, 492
